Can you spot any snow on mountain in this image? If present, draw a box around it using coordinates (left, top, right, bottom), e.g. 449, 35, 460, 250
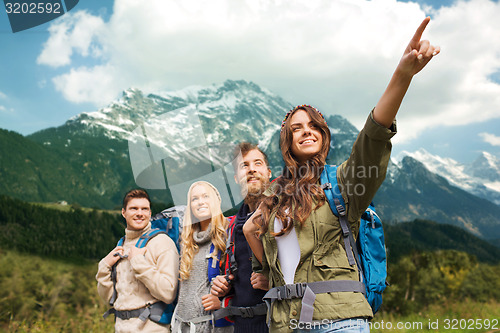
67, 80, 290, 154
466, 152, 500, 181
395, 149, 500, 205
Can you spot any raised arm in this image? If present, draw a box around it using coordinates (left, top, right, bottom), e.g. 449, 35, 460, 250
373, 17, 440, 128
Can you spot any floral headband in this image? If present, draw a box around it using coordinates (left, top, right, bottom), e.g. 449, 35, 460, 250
280, 104, 327, 131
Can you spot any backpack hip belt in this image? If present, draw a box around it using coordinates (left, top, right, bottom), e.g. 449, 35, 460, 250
104, 302, 168, 323
263, 280, 365, 325
173, 312, 215, 333
172, 302, 266, 331
213, 302, 267, 319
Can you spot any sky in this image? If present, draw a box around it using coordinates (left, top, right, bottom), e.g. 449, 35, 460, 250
1, 0, 499, 164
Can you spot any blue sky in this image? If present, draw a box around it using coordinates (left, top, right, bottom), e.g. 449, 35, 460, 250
1, 0, 499, 164
0, 0, 112, 133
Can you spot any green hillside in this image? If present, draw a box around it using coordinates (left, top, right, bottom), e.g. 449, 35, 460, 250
0, 128, 173, 209
384, 219, 500, 264
0, 129, 76, 203
0, 194, 124, 260
27, 124, 138, 207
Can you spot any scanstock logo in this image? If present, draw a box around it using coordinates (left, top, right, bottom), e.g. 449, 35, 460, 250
4, 0, 79, 33
128, 106, 247, 212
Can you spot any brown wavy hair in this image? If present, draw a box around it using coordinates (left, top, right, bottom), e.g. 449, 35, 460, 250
258, 105, 331, 236
179, 181, 228, 280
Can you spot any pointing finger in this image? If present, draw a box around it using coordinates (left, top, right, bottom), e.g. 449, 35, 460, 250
412, 16, 430, 44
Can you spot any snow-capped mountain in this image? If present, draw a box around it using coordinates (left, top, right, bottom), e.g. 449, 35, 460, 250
466, 151, 500, 183
396, 149, 500, 205
23, 80, 363, 208
70, 80, 288, 149
2, 79, 499, 242
375, 155, 500, 241
47, 80, 362, 189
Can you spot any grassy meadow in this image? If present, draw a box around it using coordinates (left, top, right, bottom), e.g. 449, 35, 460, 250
1, 250, 499, 333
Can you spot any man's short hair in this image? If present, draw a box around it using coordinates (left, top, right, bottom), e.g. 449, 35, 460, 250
232, 142, 269, 170
122, 189, 151, 209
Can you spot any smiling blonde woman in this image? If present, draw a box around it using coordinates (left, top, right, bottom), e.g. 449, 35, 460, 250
172, 181, 233, 333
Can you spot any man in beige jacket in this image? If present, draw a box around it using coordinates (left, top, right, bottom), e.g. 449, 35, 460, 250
96, 189, 179, 332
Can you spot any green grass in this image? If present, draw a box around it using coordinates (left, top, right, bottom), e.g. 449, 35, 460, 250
3, 309, 114, 333
0, 250, 114, 333
1, 249, 499, 332
372, 300, 500, 333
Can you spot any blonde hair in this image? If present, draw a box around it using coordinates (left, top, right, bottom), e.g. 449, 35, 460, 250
179, 181, 228, 280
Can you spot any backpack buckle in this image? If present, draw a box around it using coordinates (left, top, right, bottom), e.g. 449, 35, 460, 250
282, 283, 307, 299
295, 283, 307, 298
120, 310, 132, 320
239, 307, 254, 318
370, 210, 376, 228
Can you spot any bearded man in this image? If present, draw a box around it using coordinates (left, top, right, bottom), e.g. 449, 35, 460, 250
210, 142, 272, 333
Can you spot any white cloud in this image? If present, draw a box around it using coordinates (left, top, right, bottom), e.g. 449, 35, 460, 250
38, 0, 500, 144
52, 64, 124, 105
391, 0, 500, 143
0, 91, 7, 99
480, 132, 500, 147
37, 10, 105, 67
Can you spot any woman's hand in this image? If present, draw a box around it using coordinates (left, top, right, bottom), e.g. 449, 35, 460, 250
242, 205, 261, 237
374, 17, 440, 128
202, 293, 221, 311
397, 17, 440, 78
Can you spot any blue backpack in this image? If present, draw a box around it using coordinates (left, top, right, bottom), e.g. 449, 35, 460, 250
104, 206, 184, 324
320, 165, 387, 313
150, 205, 184, 252
207, 243, 233, 327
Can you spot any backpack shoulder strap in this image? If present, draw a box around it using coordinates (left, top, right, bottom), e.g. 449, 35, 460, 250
226, 216, 237, 252
135, 228, 168, 248
320, 165, 345, 217
116, 236, 125, 247
109, 236, 126, 306
208, 243, 223, 281
320, 165, 359, 268
224, 216, 237, 276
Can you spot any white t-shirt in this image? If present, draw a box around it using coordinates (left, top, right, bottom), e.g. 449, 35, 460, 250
274, 217, 300, 284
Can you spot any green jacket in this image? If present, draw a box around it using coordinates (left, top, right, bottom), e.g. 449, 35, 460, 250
259, 111, 396, 332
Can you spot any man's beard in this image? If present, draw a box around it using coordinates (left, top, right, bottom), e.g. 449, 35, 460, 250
241, 175, 269, 209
